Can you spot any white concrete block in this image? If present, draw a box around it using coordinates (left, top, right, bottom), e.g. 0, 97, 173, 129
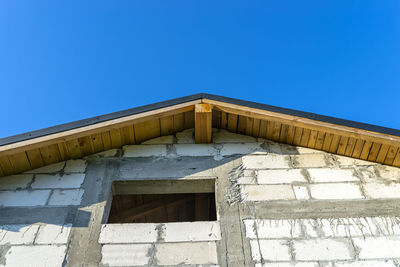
101, 244, 151, 266
335, 260, 397, 267
35, 224, 72, 244
375, 166, 400, 182
32, 173, 85, 189
293, 186, 310, 200
163, 221, 221, 242
353, 236, 400, 259
220, 143, 266, 156
293, 239, 354, 260
250, 239, 291, 262
262, 140, 284, 154
123, 145, 167, 157
318, 218, 367, 238
242, 185, 295, 201
0, 224, 40, 245
99, 223, 158, 244
0, 174, 33, 190
293, 154, 329, 168
155, 242, 218, 265
255, 263, 320, 267
363, 183, 400, 199
308, 168, 359, 183
335, 155, 377, 167
0, 190, 50, 207
244, 219, 318, 239
237, 176, 256, 184
257, 169, 307, 184
176, 128, 194, 144
48, 189, 83, 206
310, 183, 364, 200
357, 166, 377, 183
1, 245, 66, 267
244, 219, 293, 239
64, 159, 86, 173
25, 162, 65, 173
318, 216, 400, 238
85, 149, 118, 158
174, 144, 218, 157
242, 155, 290, 169
295, 146, 321, 154
142, 135, 175, 144
213, 129, 257, 143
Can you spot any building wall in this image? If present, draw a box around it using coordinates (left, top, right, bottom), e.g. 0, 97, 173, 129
0, 128, 400, 266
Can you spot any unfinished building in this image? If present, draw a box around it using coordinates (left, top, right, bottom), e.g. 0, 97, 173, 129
0, 93, 400, 266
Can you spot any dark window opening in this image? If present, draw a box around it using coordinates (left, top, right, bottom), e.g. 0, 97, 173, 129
108, 193, 216, 223
107, 179, 217, 223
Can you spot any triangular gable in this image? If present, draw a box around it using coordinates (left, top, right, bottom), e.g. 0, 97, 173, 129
0, 93, 399, 176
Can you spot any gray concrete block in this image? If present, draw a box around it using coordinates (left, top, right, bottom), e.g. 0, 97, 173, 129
32, 174, 85, 189
48, 189, 84, 206
0, 190, 50, 207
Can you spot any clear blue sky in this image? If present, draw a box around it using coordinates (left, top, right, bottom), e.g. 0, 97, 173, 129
1, 1, 399, 138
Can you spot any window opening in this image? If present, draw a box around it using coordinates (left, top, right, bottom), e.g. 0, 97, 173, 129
107, 179, 217, 223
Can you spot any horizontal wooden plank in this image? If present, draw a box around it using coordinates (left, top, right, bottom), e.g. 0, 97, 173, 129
237, 115, 247, 135
134, 119, 160, 143
0, 102, 198, 156
328, 135, 341, 153
286, 125, 295, 145
39, 144, 61, 165
8, 152, 31, 173
384, 146, 399, 165
212, 110, 221, 129
307, 130, 318, 148
344, 137, 357, 157
102, 131, 112, 150
0, 156, 14, 176
173, 113, 184, 132
393, 149, 400, 167
220, 112, 227, 130
352, 139, 365, 159
206, 100, 400, 146
227, 113, 238, 132
252, 118, 261, 137
26, 149, 44, 169
259, 120, 267, 139
292, 127, 303, 146
300, 128, 311, 147
360, 141, 373, 160
65, 139, 83, 159
57, 142, 69, 161
367, 142, 382, 161
314, 131, 326, 150
271, 122, 282, 142
376, 144, 390, 164
184, 111, 195, 129
113, 179, 215, 195
279, 124, 289, 143
160, 116, 174, 136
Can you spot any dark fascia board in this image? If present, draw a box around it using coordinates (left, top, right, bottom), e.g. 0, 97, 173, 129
1, 93, 399, 146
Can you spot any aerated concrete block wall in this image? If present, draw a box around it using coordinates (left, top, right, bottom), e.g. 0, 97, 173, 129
0, 159, 86, 266
1, 128, 400, 266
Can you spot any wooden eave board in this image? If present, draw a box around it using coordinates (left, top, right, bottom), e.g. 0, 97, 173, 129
0, 94, 399, 177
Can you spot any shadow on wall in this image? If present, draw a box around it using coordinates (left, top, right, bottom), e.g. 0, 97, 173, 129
0, 154, 248, 232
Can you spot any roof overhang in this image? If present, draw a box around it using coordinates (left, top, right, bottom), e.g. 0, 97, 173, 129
1, 93, 399, 176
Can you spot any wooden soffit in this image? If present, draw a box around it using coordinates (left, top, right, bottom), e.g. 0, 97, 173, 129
0, 93, 399, 177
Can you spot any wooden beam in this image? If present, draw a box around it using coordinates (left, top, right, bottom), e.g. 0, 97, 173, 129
113, 179, 215, 195
0, 101, 199, 156
204, 99, 400, 147
195, 103, 212, 144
